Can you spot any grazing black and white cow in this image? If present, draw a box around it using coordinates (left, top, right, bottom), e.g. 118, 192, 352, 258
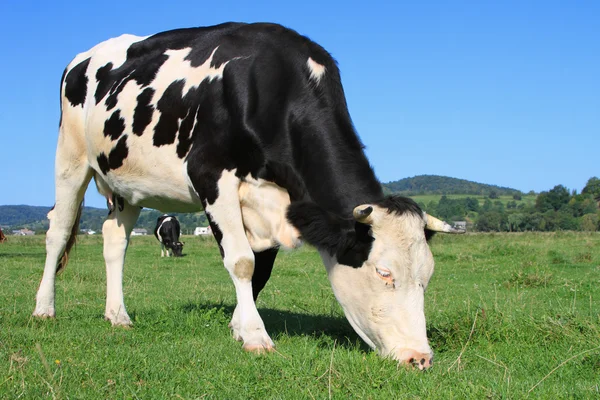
154, 215, 184, 257
33, 22, 464, 369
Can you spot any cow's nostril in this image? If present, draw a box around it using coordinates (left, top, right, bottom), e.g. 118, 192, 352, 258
396, 349, 433, 370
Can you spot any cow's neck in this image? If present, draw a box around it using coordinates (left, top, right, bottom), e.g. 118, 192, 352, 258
290, 124, 384, 217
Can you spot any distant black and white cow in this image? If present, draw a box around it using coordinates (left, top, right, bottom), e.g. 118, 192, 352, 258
154, 215, 184, 257
34, 22, 464, 369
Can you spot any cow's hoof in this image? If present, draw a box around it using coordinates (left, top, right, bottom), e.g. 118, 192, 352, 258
242, 342, 275, 354
104, 312, 133, 327
32, 308, 55, 319
229, 323, 243, 342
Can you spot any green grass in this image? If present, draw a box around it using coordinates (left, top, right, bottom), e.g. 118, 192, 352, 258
1, 233, 599, 398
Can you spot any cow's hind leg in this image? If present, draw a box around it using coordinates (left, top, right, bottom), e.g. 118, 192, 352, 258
34, 136, 93, 318
200, 170, 274, 352
102, 198, 141, 326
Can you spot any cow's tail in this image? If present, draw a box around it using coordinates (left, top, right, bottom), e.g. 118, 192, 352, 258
56, 200, 84, 274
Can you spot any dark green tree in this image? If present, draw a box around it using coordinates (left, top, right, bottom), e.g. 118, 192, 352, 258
582, 177, 600, 199
580, 213, 599, 231
465, 197, 480, 212
482, 198, 493, 212
536, 185, 571, 212
476, 211, 507, 232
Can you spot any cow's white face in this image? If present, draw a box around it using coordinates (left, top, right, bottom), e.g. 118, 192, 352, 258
321, 205, 435, 369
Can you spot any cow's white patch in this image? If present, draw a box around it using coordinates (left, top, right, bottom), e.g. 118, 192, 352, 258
102, 199, 141, 326
306, 57, 326, 84
205, 169, 274, 351
239, 176, 301, 252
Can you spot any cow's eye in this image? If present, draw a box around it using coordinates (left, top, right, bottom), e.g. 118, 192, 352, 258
376, 267, 392, 279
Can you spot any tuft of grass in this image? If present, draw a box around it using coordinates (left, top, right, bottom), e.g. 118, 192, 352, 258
574, 251, 593, 263
548, 249, 568, 265
504, 270, 554, 288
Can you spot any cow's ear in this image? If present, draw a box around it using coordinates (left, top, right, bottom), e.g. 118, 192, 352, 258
335, 221, 373, 268
286, 201, 346, 253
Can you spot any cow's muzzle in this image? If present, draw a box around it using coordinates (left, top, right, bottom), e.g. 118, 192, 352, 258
396, 349, 433, 370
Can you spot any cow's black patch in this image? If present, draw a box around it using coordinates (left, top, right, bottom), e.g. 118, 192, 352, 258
336, 221, 374, 268
64, 58, 90, 107
97, 135, 129, 174
176, 103, 200, 158
188, 165, 221, 206
257, 161, 308, 202
104, 110, 125, 140
286, 201, 373, 267
252, 248, 279, 300
154, 80, 187, 146
287, 201, 344, 253
59, 68, 68, 127
132, 88, 155, 136
117, 196, 125, 212
97, 154, 109, 175
377, 196, 423, 218
425, 230, 437, 242
95, 62, 114, 104
204, 210, 224, 258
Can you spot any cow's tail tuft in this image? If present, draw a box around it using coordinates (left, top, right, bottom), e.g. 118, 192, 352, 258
56, 201, 84, 274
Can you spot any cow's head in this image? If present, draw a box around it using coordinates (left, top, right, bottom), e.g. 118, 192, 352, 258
169, 241, 184, 257
287, 196, 464, 369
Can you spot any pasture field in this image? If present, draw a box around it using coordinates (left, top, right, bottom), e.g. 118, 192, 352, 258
1, 233, 599, 399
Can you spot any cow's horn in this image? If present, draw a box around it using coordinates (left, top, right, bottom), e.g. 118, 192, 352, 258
424, 213, 466, 233
353, 205, 374, 224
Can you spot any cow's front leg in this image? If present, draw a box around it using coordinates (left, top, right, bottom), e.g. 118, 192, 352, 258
102, 198, 141, 326
229, 247, 279, 341
202, 170, 274, 352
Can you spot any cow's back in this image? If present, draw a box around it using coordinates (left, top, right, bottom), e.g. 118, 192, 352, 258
59, 22, 376, 215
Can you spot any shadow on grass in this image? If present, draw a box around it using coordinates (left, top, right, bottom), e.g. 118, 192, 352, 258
180, 302, 368, 352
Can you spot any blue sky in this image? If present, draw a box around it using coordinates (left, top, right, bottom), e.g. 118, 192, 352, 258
0, 1, 598, 208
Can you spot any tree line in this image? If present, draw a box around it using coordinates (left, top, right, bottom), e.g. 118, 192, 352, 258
419, 177, 600, 232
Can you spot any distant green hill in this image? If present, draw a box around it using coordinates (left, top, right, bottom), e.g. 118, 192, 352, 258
0, 205, 53, 227
382, 175, 523, 196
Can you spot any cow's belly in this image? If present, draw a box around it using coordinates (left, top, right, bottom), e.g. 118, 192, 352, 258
89, 133, 203, 213
103, 170, 202, 213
